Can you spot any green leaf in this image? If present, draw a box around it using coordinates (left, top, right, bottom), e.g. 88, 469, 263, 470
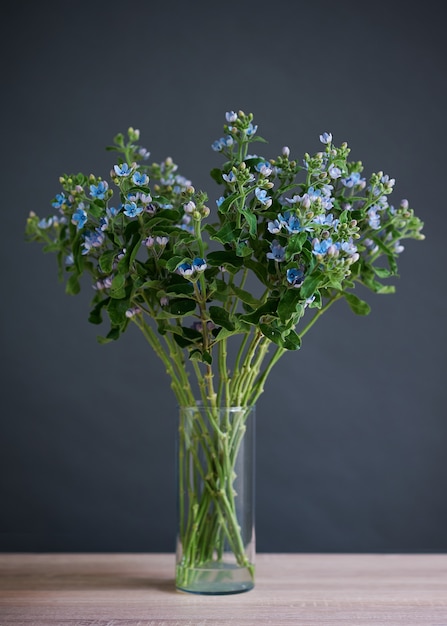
344, 293, 371, 315
285, 232, 307, 260
110, 273, 126, 299
99, 250, 116, 274
240, 209, 257, 237
163, 299, 197, 317
217, 192, 238, 214
236, 241, 253, 257
124, 219, 140, 241
202, 351, 213, 365
166, 256, 189, 272
373, 266, 392, 278
361, 271, 396, 294
209, 306, 235, 331
188, 349, 212, 364
208, 222, 241, 244
66, 274, 81, 295
241, 299, 279, 325
278, 289, 304, 323
164, 283, 195, 297
88, 202, 104, 219
173, 334, 195, 348
107, 297, 131, 326
259, 323, 283, 345
182, 326, 203, 341
206, 250, 243, 270
282, 329, 301, 350
231, 285, 261, 307
89, 297, 111, 325
210, 168, 223, 184
249, 135, 268, 143
300, 271, 324, 299
243, 258, 268, 284
113, 133, 125, 146
97, 326, 121, 344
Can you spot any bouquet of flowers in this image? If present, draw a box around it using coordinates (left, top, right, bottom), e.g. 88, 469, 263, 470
26, 110, 424, 593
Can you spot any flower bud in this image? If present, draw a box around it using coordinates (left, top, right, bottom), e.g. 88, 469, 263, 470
301, 196, 311, 210
282, 146, 290, 157
400, 199, 409, 210
128, 127, 140, 140
202, 206, 210, 218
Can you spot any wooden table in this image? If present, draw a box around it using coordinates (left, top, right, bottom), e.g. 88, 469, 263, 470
0, 553, 446, 625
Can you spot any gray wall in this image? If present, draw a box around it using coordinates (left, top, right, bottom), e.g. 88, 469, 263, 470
1, 0, 446, 553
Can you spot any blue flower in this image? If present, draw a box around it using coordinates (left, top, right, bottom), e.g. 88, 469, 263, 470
106, 205, 121, 218
341, 172, 363, 188
340, 239, 358, 256
255, 161, 273, 176
267, 240, 286, 262
38, 217, 54, 229
367, 207, 381, 229
255, 187, 272, 208
193, 257, 207, 272
319, 132, 332, 144
178, 262, 194, 276
156, 236, 169, 246
138, 147, 150, 160
222, 171, 236, 184
312, 238, 334, 256
123, 201, 143, 218
52, 192, 68, 209
71, 207, 87, 230
278, 211, 303, 234
246, 122, 258, 136
89, 180, 108, 199
328, 165, 342, 179
226, 111, 237, 122
212, 136, 234, 152
81, 229, 105, 254
132, 171, 149, 186
125, 306, 141, 318
267, 219, 282, 234
99, 216, 108, 231
313, 213, 339, 229
216, 196, 225, 207
114, 163, 133, 177
286, 268, 305, 287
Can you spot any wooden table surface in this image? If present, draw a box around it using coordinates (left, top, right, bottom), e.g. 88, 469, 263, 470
0, 553, 446, 625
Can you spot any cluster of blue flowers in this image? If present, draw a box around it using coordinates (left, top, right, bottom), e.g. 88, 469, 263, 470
27, 112, 424, 363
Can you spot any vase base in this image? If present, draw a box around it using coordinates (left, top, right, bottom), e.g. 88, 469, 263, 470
176, 561, 255, 595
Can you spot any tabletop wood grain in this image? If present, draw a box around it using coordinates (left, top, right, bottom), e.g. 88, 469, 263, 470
0, 553, 446, 625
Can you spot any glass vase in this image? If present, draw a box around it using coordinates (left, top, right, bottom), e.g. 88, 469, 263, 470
175, 404, 255, 594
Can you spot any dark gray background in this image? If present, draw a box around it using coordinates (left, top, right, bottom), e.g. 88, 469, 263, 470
1, 0, 446, 553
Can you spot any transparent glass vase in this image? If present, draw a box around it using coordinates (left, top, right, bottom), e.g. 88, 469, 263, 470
176, 404, 255, 595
